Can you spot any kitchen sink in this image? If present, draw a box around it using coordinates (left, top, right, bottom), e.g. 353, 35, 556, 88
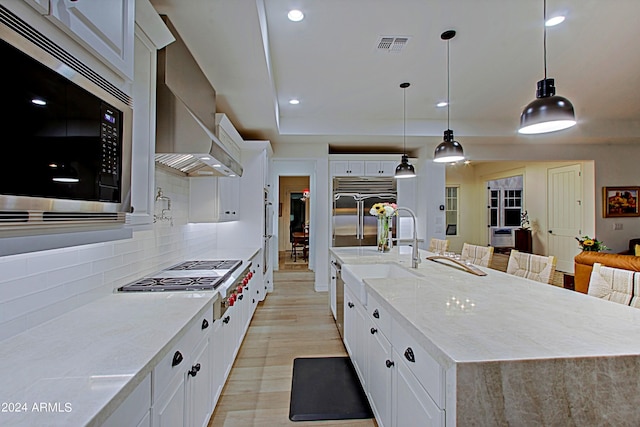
342, 263, 422, 305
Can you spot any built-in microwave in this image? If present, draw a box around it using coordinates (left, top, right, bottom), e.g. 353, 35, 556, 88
0, 9, 132, 236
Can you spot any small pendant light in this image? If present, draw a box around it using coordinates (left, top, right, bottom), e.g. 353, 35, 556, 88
395, 82, 416, 178
518, 0, 576, 134
434, 30, 464, 163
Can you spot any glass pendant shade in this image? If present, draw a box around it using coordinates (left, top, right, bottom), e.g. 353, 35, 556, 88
518, 78, 576, 134
395, 154, 415, 178
433, 129, 464, 163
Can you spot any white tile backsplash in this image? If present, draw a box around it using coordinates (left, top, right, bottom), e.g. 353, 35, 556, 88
0, 170, 219, 341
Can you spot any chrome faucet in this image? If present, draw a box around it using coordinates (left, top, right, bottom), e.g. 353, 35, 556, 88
394, 207, 420, 268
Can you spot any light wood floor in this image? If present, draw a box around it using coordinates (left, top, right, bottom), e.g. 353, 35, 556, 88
208, 270, 377, 427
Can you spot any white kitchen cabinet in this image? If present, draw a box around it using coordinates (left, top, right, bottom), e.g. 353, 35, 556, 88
186, 336, 212, 427
189, 177, 240, 223
152, 308, 213, 427
366, 314, 393, 427
329, 259, 337, 319
343, 286, 367, 386
331, 160, 365, 176
210, 319, 225, 407
393, 349, 444, 427
22, 0, 48, 14
48, 0, 135, 80
218, 177, 240, 221
101, 373, 151, 427
365, 160, 397, 177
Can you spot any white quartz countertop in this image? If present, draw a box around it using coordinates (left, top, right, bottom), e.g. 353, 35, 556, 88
0, 247, 259, 426
331, 246, 640, 368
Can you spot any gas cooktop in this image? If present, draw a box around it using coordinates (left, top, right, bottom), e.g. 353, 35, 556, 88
118, 259, 243, 292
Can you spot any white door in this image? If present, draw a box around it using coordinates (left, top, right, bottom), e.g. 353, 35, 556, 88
548, 164, 583, 273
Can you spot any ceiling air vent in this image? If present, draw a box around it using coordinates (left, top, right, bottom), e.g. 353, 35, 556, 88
375, 36, 410, 53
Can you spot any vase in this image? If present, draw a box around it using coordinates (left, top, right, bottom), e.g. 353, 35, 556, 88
377, 216, 390, 252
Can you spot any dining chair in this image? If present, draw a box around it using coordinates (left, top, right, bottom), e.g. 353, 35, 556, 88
588, 263, 637, 306
506, 250, 557, 284
428, 238, 449, 254
460, 243, 494, 267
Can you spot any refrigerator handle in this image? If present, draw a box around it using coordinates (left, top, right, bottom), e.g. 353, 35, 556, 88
359, 200, 365, 239
356, 200, 361, 239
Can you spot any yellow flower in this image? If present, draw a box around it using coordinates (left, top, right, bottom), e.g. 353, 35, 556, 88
583, 240, 595, 247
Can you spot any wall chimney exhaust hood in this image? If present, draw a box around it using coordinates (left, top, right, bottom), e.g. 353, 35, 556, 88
155, 15, 243, 177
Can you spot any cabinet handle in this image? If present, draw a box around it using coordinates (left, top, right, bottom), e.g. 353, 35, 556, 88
370, 327, 377, 335
253, 299, 255, 303
238, 294, 244, 300
188, 363, 201, 377
201, 319, 209, 330
223, 316, 230, 324
348, 302, 354, 308
172, 351, 183, 367
404, 347, 415, 363
373, 309, 380, 319
385, 360, 395, 368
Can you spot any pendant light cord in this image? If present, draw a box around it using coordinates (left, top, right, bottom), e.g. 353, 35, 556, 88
447, 38, 450, 129
543, 0, 547, 79
403, 85, 406, 154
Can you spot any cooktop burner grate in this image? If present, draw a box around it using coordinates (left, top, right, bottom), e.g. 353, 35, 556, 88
168, 260, 242, 271
118, 276, 225, 292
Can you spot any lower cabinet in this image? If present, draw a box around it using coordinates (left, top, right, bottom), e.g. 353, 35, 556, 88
187, 337, 213, 427
343, 286, 445, 427
101, 373, 151, 427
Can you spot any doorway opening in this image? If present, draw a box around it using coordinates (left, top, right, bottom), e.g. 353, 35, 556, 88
279, 176, 310, 270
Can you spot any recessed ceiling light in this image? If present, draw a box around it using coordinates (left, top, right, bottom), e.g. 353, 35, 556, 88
436, 101, 448, 108
213, 164, 221, 168
287, 10, 304, 22
545, 15, 565, 27
200, 156, 211, 161
289, 99, 300, 105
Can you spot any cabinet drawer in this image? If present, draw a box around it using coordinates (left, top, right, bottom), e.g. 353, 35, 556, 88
391, 319, 445, 409
366, 293, 391, 335
153, 308, 213, 402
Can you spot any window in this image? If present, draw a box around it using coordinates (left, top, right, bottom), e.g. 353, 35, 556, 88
445, 186, 458, 236
503, 190, 522, 226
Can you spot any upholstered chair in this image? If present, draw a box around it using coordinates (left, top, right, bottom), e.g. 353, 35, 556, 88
588, 263, 637, 306
506, 250, 557, 284
428, 238, 449, 254
460, 243, 494, 267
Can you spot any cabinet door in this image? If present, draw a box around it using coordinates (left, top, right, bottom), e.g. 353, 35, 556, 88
343, 287, 357, 358
366, 321, 393, 427
152, 372, 186, 427
393, 351, 445, 427
218, 177, 240, 221
187, 338, 212, 427
379, 161, 397, 176
210, 321, 225, 406
48, 0, 135, 80
347, 161, 365, 176
330, 262, 337, 320
331, 161, 349, 176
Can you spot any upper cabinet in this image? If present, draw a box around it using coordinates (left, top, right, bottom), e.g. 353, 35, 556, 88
331, 160, 399, 177
47, 0, 135, 80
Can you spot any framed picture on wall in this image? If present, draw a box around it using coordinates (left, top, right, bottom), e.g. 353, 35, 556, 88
603, 186, 640, 217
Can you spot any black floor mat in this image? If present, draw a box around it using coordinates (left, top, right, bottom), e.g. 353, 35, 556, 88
289, 356, 373, 422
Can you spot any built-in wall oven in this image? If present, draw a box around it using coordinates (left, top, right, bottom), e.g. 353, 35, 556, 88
0, 6, 132, 234
263, 188, 274, 276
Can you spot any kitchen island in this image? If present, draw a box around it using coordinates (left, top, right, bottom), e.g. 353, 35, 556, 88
331, 246, 640, 426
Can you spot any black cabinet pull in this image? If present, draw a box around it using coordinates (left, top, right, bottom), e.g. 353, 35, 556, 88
201, 319, 209, 330
385, 360, 395, 368
238, 294, 244, 300
404, 347, 415, 363
188, 363, 201, 377
252, 299, 255, 303
172, 351, 183, 367
348, 302, 354, 308
223, 316, 230, 324
370, 327, 377, 334
373, 309, 380, 319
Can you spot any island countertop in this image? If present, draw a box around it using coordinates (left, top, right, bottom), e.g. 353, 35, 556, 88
331, 246, 640, 425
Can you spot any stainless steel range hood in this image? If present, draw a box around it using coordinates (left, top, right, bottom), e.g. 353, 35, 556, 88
155, 15, 242, 177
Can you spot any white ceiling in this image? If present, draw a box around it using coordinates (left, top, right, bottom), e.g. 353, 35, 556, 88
148, 0, 640, 155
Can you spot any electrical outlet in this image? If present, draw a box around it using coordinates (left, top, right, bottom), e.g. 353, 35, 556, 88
614, 223, 623, 230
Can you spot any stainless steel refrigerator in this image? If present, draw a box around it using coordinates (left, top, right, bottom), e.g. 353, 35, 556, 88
332, 177, 397, 247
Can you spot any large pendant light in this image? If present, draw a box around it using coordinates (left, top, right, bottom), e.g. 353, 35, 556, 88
395, 82, 416, 178
434, 30, 464, 163
518, 0, 576, 134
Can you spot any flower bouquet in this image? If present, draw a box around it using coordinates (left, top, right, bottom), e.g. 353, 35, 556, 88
369, 202, 397, 252
576, 235, 609, 252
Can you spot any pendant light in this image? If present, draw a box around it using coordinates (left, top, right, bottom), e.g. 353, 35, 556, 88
518, 0, 576, 134
434, 30, 464, 163
394, 82, 416, 178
